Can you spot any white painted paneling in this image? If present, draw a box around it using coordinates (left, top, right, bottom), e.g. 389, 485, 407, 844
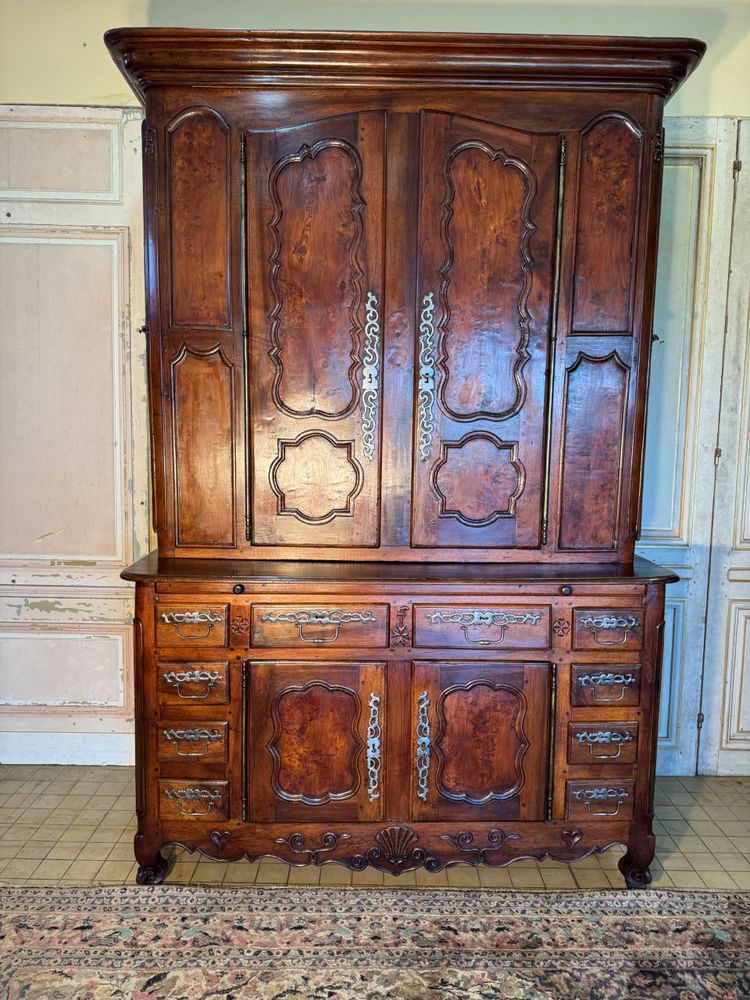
638, 117, 738, 774
701, 119, 750, 774
0, 106, 147, 764
0, 631, 124, 707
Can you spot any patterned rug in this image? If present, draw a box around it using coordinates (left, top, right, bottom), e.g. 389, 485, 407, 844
1, 885, 748, 999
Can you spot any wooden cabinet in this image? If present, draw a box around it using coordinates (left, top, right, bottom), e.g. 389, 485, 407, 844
107, 29, 703, 887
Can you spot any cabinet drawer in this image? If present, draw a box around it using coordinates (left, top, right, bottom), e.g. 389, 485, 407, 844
565, 779, 635, 821
159, 779, 229, 821
414, 605, 550, 649
567, 722, 639, 765
157, 661, 229, 706
570, 664, 641, 707
156, 604, 229, 647
251, 603, 388, 648
157, 721, 228, 763
572, 609, 644, 651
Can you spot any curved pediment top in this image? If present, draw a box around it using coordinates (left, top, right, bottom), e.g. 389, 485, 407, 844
105, 29, 704, 104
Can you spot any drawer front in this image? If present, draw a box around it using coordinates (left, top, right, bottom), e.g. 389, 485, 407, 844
159, 779, 229, 821
571, 664, 641, 707
156, 604, 229, 647
572, 609, 644, 651
251, 604, 389, 648
157, 721, 228, 763
567, 722, 639, 765
565, 779, 635, 821
414, 605, 550, 649
157, 661, 229, 706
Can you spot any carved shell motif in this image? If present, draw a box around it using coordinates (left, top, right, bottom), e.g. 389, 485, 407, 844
374, 825, 420, 866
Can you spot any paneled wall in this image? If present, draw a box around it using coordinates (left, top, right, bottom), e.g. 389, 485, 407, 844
0, 107, 747, 772
0, 107, 149, 763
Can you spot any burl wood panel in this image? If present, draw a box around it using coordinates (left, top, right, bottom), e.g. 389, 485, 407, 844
167, 109, 231, 329
248, 113, 384, 549
411, 661, 550, 822
412, 113, 559, 550
248, 661, 384, 822
572, 115, 643, 334
558, 352, 630, 550
170, 345, 235, 547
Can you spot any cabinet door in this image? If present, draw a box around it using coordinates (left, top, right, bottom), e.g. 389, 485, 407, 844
247, 661, 385, 823
410, 660, 550, 822
247, 114, 385, 548
413, 113, 560, 549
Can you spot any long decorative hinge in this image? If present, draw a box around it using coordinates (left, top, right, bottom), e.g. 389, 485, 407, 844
560, 135, 567, 165
415, 690, 431, 801
366, 692, 382, 802
417, 292, 436, 461
361, 291, 380, 462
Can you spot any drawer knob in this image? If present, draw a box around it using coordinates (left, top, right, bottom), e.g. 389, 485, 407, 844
233, 584, 245, 594
560, 585, 572, 596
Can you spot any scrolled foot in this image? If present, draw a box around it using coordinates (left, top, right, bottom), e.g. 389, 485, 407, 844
618, 856, 652, 889
136, 852, 169, 885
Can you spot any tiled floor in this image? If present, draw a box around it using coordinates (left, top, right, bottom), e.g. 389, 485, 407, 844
1, 766, 748, 890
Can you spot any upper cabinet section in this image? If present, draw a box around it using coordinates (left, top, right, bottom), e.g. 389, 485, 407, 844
106, 30, 704, 563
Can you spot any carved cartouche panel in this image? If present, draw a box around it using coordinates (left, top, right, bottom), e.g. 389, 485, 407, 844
435, 680, 529, 803
166, 108, 231, 330
438, 139, 536, 421
268, 137, 365, 419
431, 432, 525, 525
268, 680, 363, 804
572, 113, 643, 333
270, 431, 363, 524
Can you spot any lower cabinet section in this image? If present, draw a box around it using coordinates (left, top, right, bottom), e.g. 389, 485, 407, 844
130, 566, 670, 890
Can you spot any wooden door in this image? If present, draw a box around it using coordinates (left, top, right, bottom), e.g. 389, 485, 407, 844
247, 114, 385, 548
412, 113, 560, 549
410, 660, 551, 822
247, 661, 385, 822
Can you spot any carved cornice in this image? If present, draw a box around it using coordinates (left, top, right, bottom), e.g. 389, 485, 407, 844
106, 30, 704, 104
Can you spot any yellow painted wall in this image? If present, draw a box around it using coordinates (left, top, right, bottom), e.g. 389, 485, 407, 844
1, 0, 748, 116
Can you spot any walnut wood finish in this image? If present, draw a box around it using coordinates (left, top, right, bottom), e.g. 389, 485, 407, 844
108, 30, 702, 887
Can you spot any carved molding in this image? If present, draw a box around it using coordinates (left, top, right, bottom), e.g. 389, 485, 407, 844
269, 431, 363, 524
431, 432, 526, 526
268, 679, 363, 805
274, 831, 352, 865
268, 138, 365, 420
390, 605, 411, 647
437, 139, 536, 422
435, 679, 529, 804
440, 828, 521, 864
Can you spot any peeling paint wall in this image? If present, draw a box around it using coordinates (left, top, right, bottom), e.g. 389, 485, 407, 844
0, 106, 148, 764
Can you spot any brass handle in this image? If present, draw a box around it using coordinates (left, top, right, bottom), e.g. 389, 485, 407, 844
162, 670, 221, 700
160, 610, 222, 640
579, 615, 637, 646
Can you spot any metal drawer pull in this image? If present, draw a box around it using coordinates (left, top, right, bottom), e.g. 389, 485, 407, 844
578, 672, 637, 703
361, 291, 380, 463
366, 692, 382, 802
417, 291, 436, 461
575, 730, 635, 760
164, 787, 222, 817
260, 609, 376, 644
427, 609, 542, 646
160, 610, 223, 639
415, 690, 431, 801
162, 669, 222, 700
162, 728, 223, 757
579, 615, 638, 646
573, 787, 629, 817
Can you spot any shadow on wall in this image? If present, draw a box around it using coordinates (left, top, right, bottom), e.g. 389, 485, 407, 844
143, 1, 749, 116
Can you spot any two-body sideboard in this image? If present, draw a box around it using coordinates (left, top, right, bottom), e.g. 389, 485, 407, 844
106, 29, 703, 886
